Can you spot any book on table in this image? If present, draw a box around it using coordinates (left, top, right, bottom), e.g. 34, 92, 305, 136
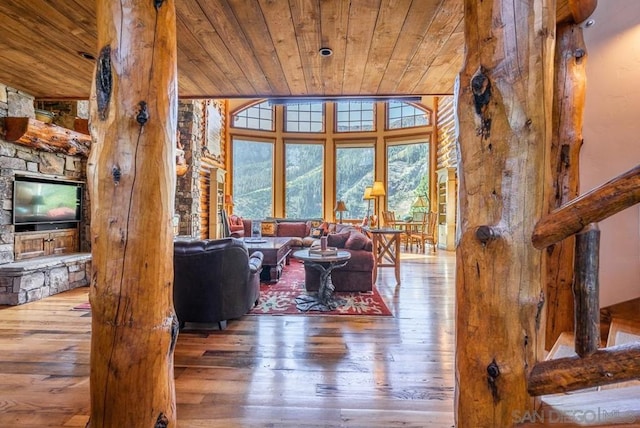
308, 247, 338, 257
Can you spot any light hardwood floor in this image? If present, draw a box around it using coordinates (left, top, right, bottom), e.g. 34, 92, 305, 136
0, 250, 457, 428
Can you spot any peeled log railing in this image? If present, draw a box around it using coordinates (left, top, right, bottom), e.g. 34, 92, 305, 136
528, 163, 640, 396
532, 164, 640, 249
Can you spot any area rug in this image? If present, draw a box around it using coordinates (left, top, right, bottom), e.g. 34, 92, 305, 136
249, 259, 392, 316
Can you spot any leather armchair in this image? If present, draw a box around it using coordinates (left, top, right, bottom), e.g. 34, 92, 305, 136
173, 237, 263, 329
228, 214, 245, 238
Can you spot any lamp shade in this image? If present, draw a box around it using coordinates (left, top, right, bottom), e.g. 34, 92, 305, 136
412, 196, 428, 208
363, 187, 374, 200
335, 200, 347, 212
371, 181, 386, 196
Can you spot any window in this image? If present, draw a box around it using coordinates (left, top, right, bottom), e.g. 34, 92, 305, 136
284, 102, 324, 132
336, 146, 375, 219
232, 101, 274, 131
387, 101, 430, 129
386, 141, 430, 219
335, 101, 375, 132
285, 143, 324, 218
232, 138, 274, 218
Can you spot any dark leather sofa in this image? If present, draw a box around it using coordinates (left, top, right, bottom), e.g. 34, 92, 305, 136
173, 237, 263, 329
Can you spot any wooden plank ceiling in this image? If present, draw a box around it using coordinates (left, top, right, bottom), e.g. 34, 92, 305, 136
0, 0, 464, 100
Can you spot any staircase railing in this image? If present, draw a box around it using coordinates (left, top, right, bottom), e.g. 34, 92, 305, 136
527, 163, 640, 396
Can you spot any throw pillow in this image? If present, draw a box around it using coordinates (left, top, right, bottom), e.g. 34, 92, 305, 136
310, 227, 323, 238
261, 221, 277, 237
345, 231, 368, 251
327, 231, 350, 248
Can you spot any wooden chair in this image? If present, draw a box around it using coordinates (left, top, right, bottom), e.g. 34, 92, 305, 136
408, 212, 437, 253
382, 211, 396, 228
382, 211, 410, 248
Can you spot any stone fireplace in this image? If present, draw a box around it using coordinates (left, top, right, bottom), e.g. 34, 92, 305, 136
0, 84, 91, 305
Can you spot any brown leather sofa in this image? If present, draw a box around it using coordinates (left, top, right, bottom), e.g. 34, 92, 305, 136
304, 228, 375, 293
241, 218, 322, 249
173, 237, 263, 329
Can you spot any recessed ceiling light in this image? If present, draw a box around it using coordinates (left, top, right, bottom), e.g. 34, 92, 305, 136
78, 51, 96, 61
318, 47, 333, 57
585, 19, 595, 28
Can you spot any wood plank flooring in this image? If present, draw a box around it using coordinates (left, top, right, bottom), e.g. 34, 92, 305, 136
0, 250, 457, 428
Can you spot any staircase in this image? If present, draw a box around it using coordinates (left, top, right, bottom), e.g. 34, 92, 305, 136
521, 314, 640, 427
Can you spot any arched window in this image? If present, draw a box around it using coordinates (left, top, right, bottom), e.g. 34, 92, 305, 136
387, 101, 431, 129
232, 101, 274, 131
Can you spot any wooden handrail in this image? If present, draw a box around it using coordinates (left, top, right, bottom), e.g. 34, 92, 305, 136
528, 342, 640, 396
532, 164, 640, 249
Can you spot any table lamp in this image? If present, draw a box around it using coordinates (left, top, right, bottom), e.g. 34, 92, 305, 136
363, 187, 374, 222
335, 200, 347, 223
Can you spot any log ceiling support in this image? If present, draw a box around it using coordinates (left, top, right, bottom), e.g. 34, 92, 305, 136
455, 0, 555, 425
544, 22, 588, 351
87, 0, 178, 426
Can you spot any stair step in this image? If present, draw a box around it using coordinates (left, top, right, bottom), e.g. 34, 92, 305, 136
517, 385, 640, 426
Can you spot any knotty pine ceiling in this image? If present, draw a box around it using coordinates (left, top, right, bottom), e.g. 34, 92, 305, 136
0, 0, 586, 101
0, 0, 465, 100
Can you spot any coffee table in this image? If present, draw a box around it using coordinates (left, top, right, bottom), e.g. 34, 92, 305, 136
244, 237, 292, 283
292, 249, 351, 312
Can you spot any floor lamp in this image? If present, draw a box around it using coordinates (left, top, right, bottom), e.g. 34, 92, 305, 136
370, 181, 386, 227
363, 186, 374, 225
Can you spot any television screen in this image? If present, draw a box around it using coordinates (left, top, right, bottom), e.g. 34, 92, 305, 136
13, 178, 82, 224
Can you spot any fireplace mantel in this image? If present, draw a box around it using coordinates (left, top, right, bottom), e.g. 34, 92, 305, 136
1, 117, 91, 157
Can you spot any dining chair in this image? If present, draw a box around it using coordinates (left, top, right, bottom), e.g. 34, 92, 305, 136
382, 211, 411, 249
408, 212, 438, 253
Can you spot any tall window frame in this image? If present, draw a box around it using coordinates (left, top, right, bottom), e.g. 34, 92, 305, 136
284, 141, 324, 218
386, 139, 431, 219
228, 99, 434, 220
335, 143, 376, 220
231, 137, 275, 219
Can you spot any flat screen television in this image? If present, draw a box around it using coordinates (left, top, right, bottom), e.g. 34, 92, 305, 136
13, 177, 82, 225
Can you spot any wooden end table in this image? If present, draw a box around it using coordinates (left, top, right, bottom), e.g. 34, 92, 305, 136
292, 249, 351, 312
367, 228, 402, 284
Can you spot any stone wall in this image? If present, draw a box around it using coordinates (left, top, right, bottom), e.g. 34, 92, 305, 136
176, 100, 206, 237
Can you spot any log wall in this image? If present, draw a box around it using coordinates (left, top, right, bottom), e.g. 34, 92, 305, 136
436, 95, 457, 170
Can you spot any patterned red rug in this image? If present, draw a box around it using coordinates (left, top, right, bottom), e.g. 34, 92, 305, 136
249, 259, 392, 316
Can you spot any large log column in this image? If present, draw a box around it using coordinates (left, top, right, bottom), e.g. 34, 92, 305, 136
455, 0, 555, 425
87, 0, 178, 426
544, 21, 588, 351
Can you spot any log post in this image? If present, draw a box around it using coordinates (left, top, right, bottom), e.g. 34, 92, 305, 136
455, 0, 555, 425
544, 22, 587, 351
573, 223, 600, 357
87, 0, 178, 426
